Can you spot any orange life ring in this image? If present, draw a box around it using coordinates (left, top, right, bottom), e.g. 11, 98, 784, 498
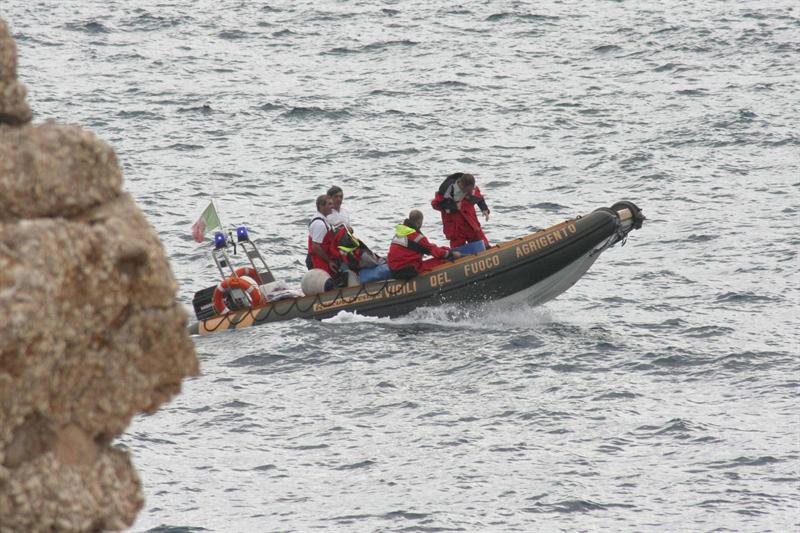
212, 275, 264, 315
235, 266, 262, 285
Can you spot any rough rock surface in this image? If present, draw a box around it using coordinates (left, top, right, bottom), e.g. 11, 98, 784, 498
0, 17, 198, 532
0, 19, 31, 125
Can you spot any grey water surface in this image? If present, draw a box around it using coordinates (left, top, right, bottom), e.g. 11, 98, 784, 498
5, 0, 799, 531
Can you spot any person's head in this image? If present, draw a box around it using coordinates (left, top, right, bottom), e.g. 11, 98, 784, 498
327, 186, 344, 210
457, 173, 475, 195
404, 209, 424, 230
316, 194, 333, 216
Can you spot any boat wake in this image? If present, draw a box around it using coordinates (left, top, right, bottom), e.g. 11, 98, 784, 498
322, 300, 555, 331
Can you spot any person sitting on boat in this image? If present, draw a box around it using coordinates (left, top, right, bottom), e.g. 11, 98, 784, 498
306, 194, 340, 275
431, 172, 491, 250
328, 226, 378, 269
388, 209, 461, 279
331, 223, 365, 271
326, 185, 352, 231
324, 186, 385, 273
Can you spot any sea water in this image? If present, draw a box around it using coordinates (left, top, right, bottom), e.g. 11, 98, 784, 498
5, 1, 799, 531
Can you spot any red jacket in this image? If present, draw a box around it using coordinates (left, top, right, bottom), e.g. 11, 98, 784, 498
307, 216, 336, 274
388, 224, 451, 273
431, 175, 490, 248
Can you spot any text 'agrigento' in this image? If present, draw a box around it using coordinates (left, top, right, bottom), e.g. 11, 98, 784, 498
515, 223, 577, 258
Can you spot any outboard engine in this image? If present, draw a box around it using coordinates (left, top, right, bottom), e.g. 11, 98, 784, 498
192, 286, 217, 320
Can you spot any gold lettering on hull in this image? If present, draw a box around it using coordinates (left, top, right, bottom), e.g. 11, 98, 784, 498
312, 280, 418, 312
384, 280, 418, 297
515, 223, 577, 258
429, 271, 453, 288
464, 254, 502, 277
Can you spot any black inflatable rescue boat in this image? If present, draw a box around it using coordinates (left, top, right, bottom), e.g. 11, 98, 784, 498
189, 201, 644, 336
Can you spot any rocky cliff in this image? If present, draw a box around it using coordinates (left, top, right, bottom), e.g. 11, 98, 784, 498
0, 17, 198, 532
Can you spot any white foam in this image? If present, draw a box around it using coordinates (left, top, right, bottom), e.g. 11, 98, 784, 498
321, 302, 554, 330
321, 310, 396, 325
407, 301, 555, 330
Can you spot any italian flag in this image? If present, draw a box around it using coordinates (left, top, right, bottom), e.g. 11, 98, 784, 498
191, 201, 221, 243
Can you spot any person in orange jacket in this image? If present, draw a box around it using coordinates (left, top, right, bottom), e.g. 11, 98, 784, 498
388, 210, 460, 279
431, 172, 490, 248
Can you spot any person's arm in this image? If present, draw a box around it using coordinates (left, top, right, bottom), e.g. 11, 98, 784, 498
312, 242, 338, 270
417, 235, 456, 259
476, 198, 489, 215
471, 186, 490, 221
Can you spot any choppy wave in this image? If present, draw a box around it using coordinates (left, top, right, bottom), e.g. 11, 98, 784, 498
279, 106, 352, 120
63, 20, 110, 34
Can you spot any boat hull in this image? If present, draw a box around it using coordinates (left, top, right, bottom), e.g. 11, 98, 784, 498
190, 203, 642, 336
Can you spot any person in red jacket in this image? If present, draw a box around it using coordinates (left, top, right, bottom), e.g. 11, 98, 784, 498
431, 172, 490, 248
306, 194, 340, 275
388, 210, 460, 279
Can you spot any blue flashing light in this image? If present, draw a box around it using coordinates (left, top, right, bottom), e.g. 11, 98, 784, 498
236, 226, 249, 242
214, 231, 227, 250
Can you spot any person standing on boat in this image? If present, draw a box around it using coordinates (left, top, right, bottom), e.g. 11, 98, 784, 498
388, 210, 460, 279
326, 185, 352, 231
306, 194, 340, 275
431, 172, 490, 250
